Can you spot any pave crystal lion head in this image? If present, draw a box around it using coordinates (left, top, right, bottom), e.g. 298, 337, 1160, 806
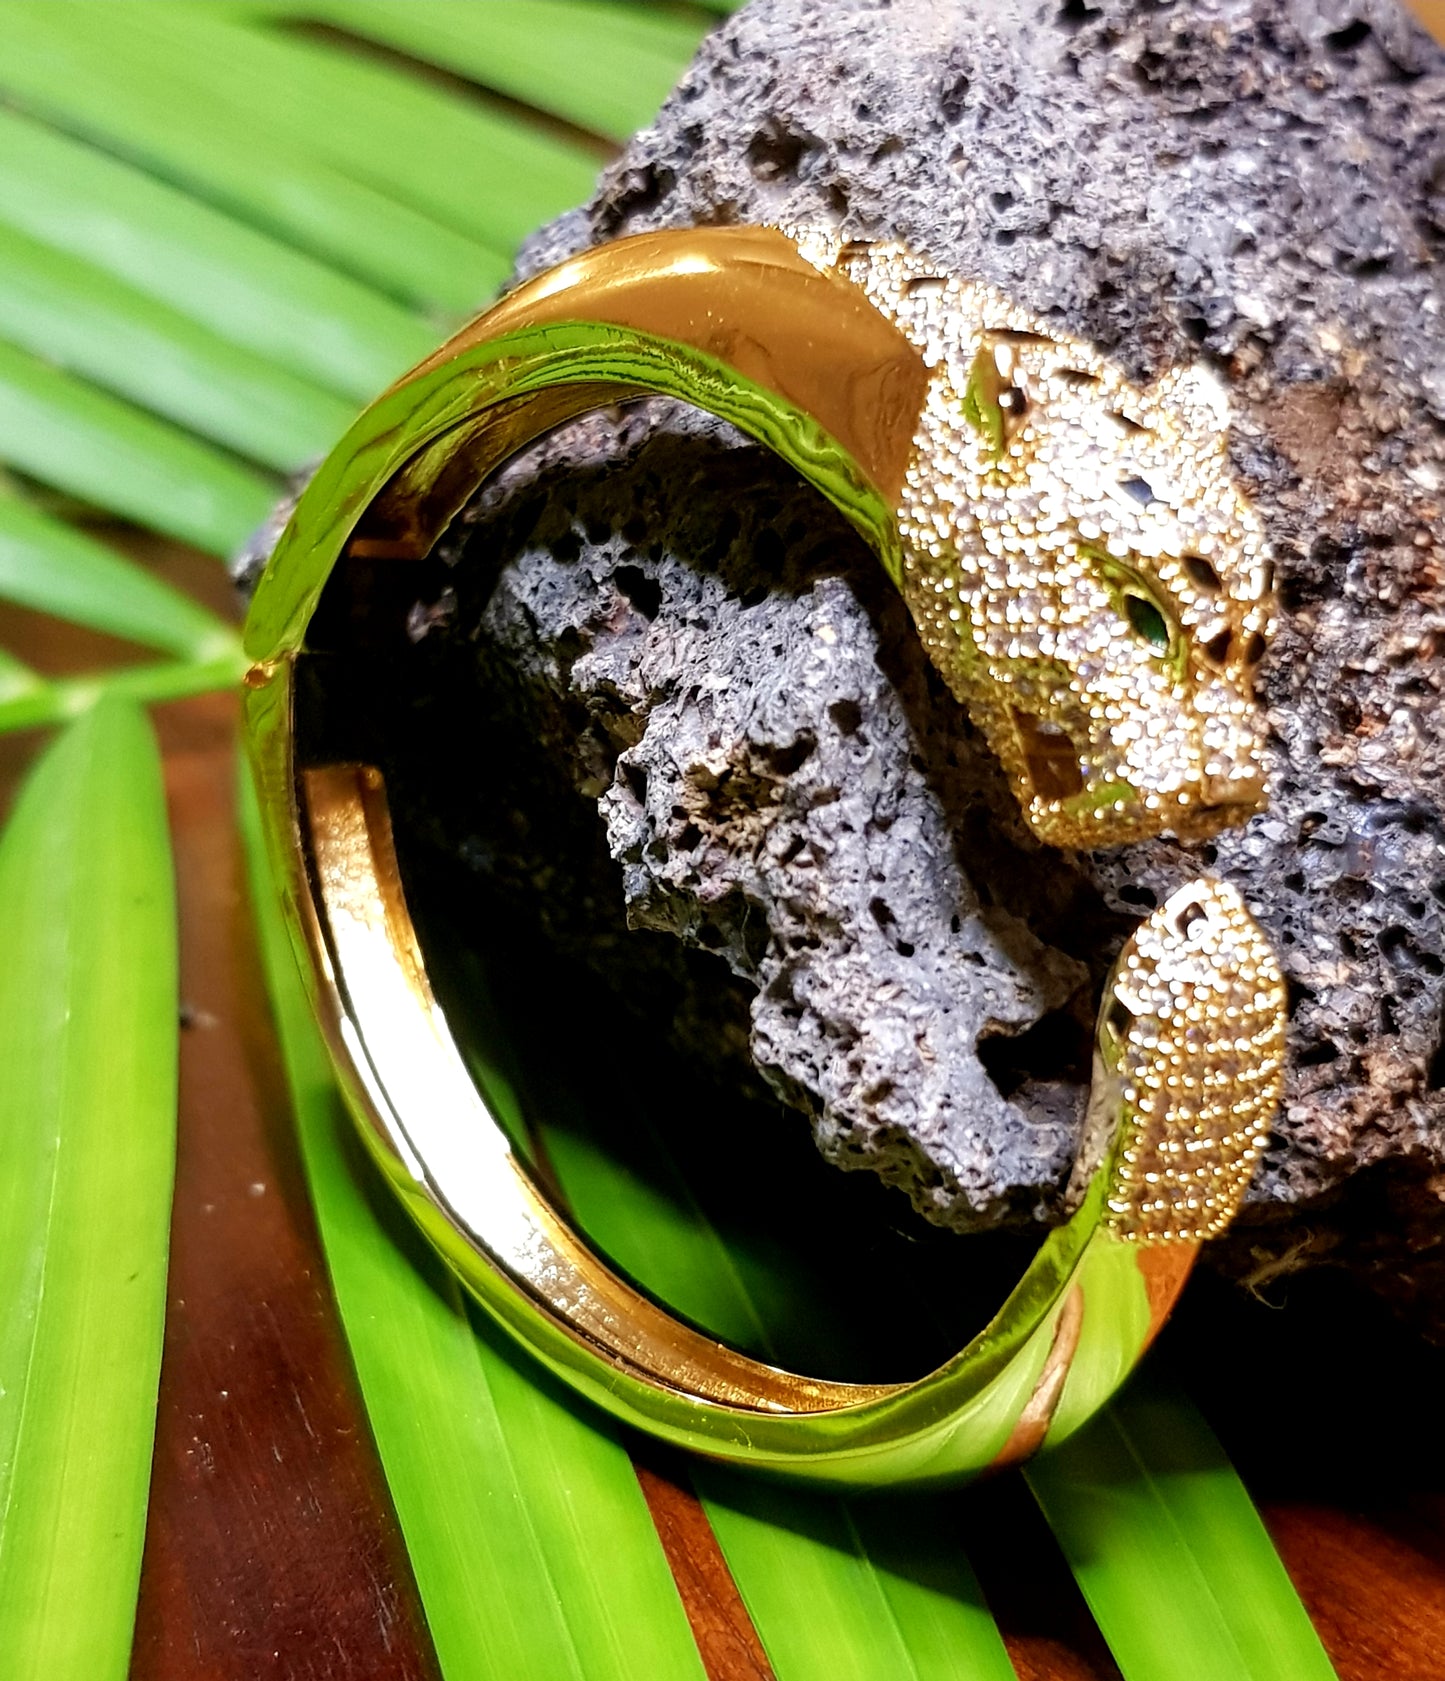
795, 230, 1276, 849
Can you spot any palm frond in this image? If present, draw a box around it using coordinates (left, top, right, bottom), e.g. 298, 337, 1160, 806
0, 337, 277, 554
1, 3, 506, 311
453, 945, 1019, 1680
108, 4, 604, 260
461, 933, 1334, 1681
697, 1476, 1018, 1681
0, 701, 176, 1680
0, 106, 439, 400
0, 492, 237, 656
0, 223, 355, 470
285, 1, 711, 143
1027, 1382, 1338, 1681
0, 651, 249, 736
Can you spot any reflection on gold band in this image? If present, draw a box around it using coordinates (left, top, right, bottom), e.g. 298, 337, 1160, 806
243, 225, 1285, 1486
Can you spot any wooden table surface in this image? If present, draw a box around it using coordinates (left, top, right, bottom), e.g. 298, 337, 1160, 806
3, 537, 1443, 1678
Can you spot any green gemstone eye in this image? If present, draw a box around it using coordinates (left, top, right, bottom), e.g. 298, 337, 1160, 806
960, 346, 1006, 456
1124, 592, 1170, 650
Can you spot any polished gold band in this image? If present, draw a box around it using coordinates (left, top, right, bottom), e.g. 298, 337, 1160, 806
243, 226, 1285, 1486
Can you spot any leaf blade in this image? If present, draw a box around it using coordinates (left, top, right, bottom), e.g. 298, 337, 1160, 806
696, 1473, 1016, 1681
0, 222, 355, 472
0, 647, 46, 705
0, 5, 507, 312
1025, 1380, 1339, 1681
0, 699, 177, 1680
471, 958, 1016, 1681
0, 106, 438, 403
0, 337, 277, 556
294, 0, 705, 143
0, 491, 240, 658
0, 651, 248, 738
111, 3, 601, 259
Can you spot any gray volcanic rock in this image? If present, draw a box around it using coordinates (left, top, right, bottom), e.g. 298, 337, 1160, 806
387, 409, 1104, 1227
259, 0, 1445, 1325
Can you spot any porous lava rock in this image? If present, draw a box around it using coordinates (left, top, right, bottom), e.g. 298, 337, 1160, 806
247, 0, 1445, 1328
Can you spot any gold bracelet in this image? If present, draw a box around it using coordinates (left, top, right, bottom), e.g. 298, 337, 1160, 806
243, 225, 1286, 1487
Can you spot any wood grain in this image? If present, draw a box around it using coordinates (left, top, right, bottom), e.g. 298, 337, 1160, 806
634, 1450, 777, 1681
129, 691, 440, 1681
1266, 1501, 1445, 1681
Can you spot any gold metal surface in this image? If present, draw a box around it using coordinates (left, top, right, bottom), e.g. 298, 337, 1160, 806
991, 1286, 1086, 1469
306, 761, 895, 1416
243, 224, 1287, 1486
409, 226, 929, 508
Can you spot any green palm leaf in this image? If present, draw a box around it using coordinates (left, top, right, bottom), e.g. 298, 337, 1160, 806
449, 947, 1016, 1681
1026, 1382, 1338, 1681
0, 700, 177, 1681
0, 651, 249, 737
0, 222, 355, 471
697, 1479, 1017, 1681
0, 3, 505, 311
101, 3, 603, 261
0, 491, 236, 657
0, 337, 277, 555
290, 1, 709, 143
458, 934, 1334, 1681
0, 106, 438, 401
0, 648, 46, 705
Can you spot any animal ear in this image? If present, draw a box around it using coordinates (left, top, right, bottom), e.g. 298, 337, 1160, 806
1158, 359, 1231, 432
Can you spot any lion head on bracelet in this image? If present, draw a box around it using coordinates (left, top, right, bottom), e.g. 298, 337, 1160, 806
794, 229, 1277, 851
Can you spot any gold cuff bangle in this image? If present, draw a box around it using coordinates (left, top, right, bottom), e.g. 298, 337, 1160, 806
243, 225, 1286, 1488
